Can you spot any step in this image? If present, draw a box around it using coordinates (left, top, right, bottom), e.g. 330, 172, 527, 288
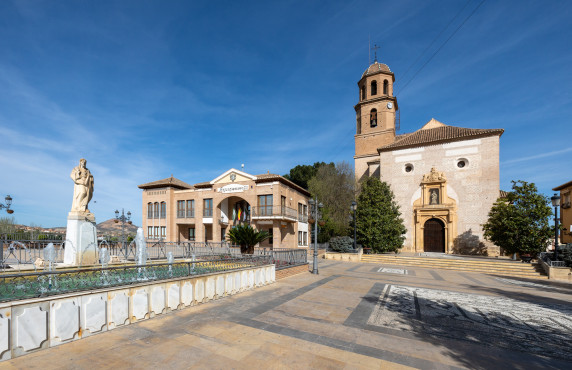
360, 255, 547, 278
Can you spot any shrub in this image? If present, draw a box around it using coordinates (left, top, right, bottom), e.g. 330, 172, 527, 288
329, 236, 354, 253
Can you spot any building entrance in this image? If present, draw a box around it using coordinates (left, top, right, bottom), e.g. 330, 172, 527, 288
423, 218, 445, 253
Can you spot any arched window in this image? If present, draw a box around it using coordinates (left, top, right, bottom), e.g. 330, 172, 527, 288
361, 86, 366, 100
383, 80, 388, 95
370, 80, 377, 96
370, 109, 377, 127
147, 203, 153, 218
154, 202, 159, 219
160, 201, 166, 218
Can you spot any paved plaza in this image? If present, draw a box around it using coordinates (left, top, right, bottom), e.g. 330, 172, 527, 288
3, 260, 572, 369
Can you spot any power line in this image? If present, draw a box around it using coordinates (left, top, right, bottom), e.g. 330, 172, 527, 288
399, 0, 473, 83
396, 0, 487, 95
324, 0, 487, 162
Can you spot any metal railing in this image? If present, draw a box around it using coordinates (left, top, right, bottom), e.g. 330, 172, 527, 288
0, 255, 272, 303
539, 252, 567, 267
254, 248, 307, 269
251, 206, 298, 220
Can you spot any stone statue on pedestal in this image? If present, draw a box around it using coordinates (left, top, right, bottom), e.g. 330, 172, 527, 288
70, 158, 94, 214
64, 158, 97, 266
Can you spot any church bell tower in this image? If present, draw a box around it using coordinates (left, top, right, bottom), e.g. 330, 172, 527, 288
354, 57, 398, 181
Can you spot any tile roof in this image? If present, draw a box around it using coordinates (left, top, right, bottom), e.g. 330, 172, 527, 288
138, 176, 193, 190
553, 180, 572, 191
379, 125, 504, 152
255, 174, 311, 196
362, 61, 392, 78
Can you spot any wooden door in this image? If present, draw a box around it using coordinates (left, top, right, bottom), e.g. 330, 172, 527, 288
423, 218, 445, 252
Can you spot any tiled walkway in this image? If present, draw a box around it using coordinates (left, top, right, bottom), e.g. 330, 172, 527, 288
3, 260, 572, 369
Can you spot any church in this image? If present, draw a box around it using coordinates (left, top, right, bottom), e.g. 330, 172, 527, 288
354, 58, 504, 256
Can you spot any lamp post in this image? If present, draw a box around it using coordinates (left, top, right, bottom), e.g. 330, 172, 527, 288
351, 201, 357, 250
308, 197, 323, 275
115, 209, 132, 259
0, 195, 13, 214
551, 193, 560, 260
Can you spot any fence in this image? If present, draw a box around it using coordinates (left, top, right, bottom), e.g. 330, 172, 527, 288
0, 255, 272, 303
254, 248, 307, 269
1, 238, 305, 272
539, 252, 567, 267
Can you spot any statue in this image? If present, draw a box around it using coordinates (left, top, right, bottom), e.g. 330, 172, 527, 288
430, 189, 439, 205
70, 158, 94, 213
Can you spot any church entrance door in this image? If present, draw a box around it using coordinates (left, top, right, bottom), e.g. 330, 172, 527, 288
423, 218, 445, 253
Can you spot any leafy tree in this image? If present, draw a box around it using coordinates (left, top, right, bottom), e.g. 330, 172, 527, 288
308, 162, 355, 241
227, 224, 269, 254
355, 177, 406, 253
0, 216, 17, 234
283, 162, 334, 190
483, 180, 552, 256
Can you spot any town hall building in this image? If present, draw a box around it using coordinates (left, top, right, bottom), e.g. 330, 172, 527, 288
138, 169, 311, 249
354, 59, 504, 255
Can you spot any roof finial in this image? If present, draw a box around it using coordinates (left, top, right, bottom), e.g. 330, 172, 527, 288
372, 44, 380, 63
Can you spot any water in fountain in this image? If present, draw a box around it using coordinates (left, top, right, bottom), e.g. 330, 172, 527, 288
167, 251, 174, 276
135, 228, 148, 266
43, 243, 56, 272
5, 241, 35, 272
100, 247, 110, 268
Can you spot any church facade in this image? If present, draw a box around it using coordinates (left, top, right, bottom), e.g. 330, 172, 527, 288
354, 60, 504, 255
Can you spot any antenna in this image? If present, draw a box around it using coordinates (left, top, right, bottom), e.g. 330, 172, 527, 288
368, 34, 371, 64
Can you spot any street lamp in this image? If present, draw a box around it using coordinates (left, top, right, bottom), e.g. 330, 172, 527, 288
308, 197, 323, 275
551, 193, 560, 260
351, 201, 357, 250
0, 195, 13, 214
115, 209, 132, 259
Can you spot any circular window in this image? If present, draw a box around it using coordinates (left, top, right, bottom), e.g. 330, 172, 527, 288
457, 158, 468, 168
405, 164, 414, 173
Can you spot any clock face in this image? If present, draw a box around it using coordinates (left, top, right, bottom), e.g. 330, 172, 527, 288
387, 102, 393, 109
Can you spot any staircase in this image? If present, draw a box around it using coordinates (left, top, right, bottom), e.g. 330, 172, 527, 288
361, 254, 548, 279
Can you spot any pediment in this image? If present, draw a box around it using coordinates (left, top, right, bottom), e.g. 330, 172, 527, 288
211, 168, 256, 184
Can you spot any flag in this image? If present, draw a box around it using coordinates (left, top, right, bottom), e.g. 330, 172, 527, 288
238, 208, 242, 221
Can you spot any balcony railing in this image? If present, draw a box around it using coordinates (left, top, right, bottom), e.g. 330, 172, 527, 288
203, 209, 213, 217
251, 206, 298, 221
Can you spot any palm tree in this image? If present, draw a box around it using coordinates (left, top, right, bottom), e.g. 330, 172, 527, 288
227, 224, 270, 254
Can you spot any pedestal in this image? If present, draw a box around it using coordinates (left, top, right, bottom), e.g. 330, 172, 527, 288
64, 212, 97, 266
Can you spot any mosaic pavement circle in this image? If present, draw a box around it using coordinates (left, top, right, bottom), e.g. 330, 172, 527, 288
366, 284, 572, 361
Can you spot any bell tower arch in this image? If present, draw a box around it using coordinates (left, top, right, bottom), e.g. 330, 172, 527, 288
354, 58, 398, 181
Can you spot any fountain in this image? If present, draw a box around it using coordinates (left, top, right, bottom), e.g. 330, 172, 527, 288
135, 228, 148, 266
167, 251, 174, 276
100, 247, 110, 268
4, 241, 35, 272
43, 243, 56, 272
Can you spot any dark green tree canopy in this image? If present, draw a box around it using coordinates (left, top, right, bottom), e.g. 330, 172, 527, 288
355, 177, 406, 253
283, 162, 334, 190
483, 180, 552, 255
227, 224, 269, 254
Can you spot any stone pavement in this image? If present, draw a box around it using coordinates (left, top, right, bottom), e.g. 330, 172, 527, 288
3, 260, 572, 369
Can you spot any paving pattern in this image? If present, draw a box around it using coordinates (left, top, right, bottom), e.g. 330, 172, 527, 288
377, 267, 408, 274
3, 260, 572, 369
366, 284, 572, 361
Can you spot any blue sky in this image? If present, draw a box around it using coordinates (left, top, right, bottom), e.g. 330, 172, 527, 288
1, 0, 571, 227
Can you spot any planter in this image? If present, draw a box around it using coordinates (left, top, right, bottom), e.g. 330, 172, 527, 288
520, 254, 533, 263
318, 221, 326, 227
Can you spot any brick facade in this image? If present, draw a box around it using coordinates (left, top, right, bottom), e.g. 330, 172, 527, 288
139, 169, 311, 249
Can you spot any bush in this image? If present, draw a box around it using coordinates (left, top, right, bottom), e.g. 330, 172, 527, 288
560, 244, 572, 267
329, 236, 354, 253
